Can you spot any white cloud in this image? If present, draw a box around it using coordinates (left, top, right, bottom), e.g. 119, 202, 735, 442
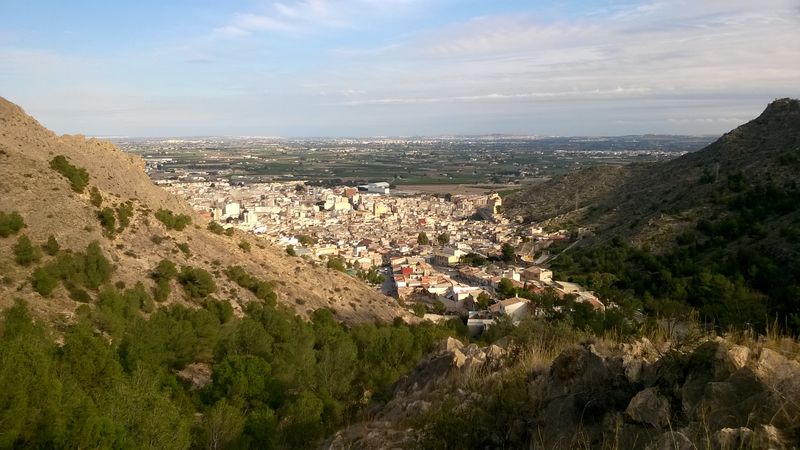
213, 0, 430, 38
321, 0, 800, 112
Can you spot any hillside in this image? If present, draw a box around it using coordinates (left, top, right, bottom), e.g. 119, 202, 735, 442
0, 97, 410, 325
327, 324, 800, 449
509, 98, 800, 245
506, 98, 800, 329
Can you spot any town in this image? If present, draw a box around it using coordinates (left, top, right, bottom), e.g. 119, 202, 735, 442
161, 177, 608, 336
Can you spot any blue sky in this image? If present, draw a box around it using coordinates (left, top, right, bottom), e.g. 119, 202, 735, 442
1, 0, 798, 137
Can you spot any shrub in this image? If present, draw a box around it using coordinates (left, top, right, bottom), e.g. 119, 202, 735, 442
89, 187, 103, 207
13, 235, 41, 266
178, 266, 216, 299
327, 257, 346, 272
224, 266, 276, 305
207, 222, 224, 234
125, 282, 154, 313
0, 211, 26, 237
66, 283, 92, 303
154, 279, 171, 302
49, 155, 89, 193
154, 209, 191, 231
152, 259, 178, 281
176, 243, 191, 256
238, 240, 251, 253
286, 245, 297, 256
84, 242, 113, 289
31, 266, 59, 296
42, 235, 60, 256
224, 228, 234, 236
116, 202, 134, 230
98, 207, 117, 235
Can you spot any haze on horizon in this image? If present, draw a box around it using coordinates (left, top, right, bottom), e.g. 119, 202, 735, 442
1, 0, 799, 138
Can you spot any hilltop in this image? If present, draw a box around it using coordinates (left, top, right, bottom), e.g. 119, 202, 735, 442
0, 97, 410, 324
508, 98, 800, 245
506, 98, 800, 329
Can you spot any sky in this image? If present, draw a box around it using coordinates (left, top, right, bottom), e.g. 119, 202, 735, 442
1, 0, 799, 137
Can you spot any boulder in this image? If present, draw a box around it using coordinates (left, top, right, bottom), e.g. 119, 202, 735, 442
726, 345, 750, 369
697, 368, 767, 430
462, 343, 481, 357
486, 344, 505, 359
439, 336, 463, 353
461, 354, 486, 373
621, 337, 659, 384
452, 349, 466, 369
625, 387, 671, 428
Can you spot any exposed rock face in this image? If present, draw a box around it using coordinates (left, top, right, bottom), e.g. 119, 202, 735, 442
327, 336, 800, 450
626, 387, 670, 428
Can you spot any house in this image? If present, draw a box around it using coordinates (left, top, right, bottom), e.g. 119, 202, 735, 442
576, 291, 605, 311
555, 281, 583, 294
495, 296, 531, 323
521, 266, 552, 284
432, 247, 465, 266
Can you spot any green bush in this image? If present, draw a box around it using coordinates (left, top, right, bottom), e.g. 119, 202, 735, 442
116, 202, 134, 230
154, 209, 191, 231
98, 207, 116, 235
152, 259, 178, 281
154, 279, 171, 302
42, 235, 60, 256
286, 245, 297, 256
0, 211, 26, 237
207, 221, 224, 234
89, 186, 103, 207
31, 266, 59, 296
84, 242, 113, 289
178, 266, 216, 299
13, 235, 41, 266
326, 257, 346, 272
238, 240, 251, 253
224, 227, 234, 236
49, 155, 89, 193
176, 242, 191, 256
224, 266, 277, 305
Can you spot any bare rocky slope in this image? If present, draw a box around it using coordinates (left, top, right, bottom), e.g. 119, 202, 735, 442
0, 97, 410, 324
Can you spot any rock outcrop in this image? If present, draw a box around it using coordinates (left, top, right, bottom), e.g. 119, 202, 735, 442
326, 335, 800, 449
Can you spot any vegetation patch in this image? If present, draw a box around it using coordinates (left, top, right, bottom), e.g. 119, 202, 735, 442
49, 155, 89, 193
154, 209, 192, 231
224, 265, 277, 305
30, 242, 113, 296
89, 186, 103, 207
177, 266, 216, 299
207, 221, 224, 234
0, 211, 26, 237
13, 235, 41, 266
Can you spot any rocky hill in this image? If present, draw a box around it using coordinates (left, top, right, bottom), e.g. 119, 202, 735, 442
506, 99, 800, 328
327, 329, 800, 449
508, 98, 800, 248
0, 97, 410, 324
